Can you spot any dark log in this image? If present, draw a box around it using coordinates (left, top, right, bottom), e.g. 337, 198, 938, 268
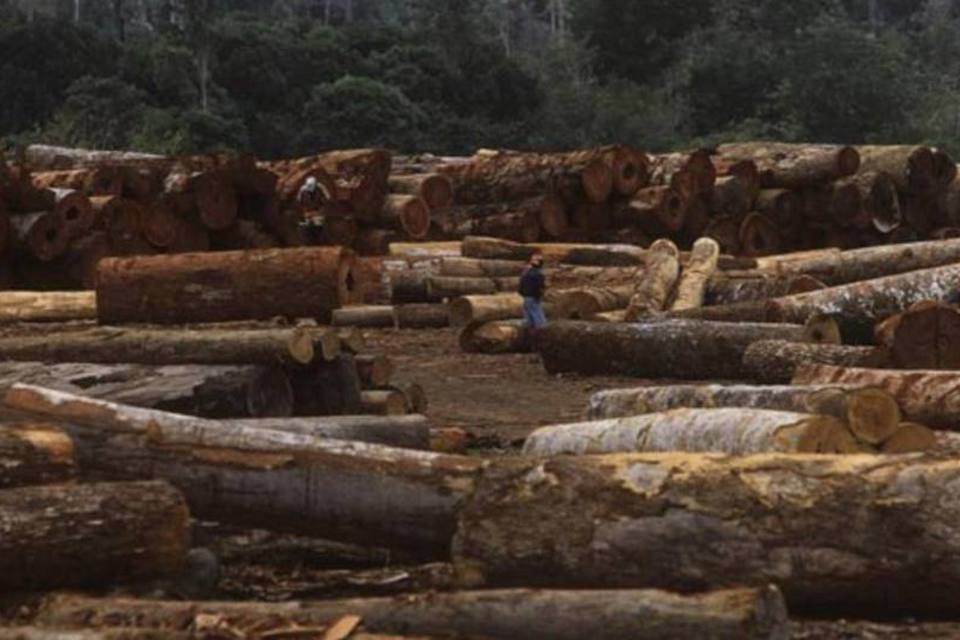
738, 212, 781, 257
31, 167, 125, 196
360, 390, 408, 416
857, 145, 936, 194
742, 340, 889, 383
0, 423, 75, 488
648, 149, 716, 198
51, 188, 94, 239
394, 303, 449, 328
332, 305, 396, 328
11, 210, 68, 261
355, 354, 394, 388
614, 187, 685, 236
874, 300, 960, 369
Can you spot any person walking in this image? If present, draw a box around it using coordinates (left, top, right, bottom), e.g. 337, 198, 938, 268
519, 251, 547, 340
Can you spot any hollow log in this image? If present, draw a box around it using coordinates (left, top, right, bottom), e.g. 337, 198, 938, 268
669, 238, 719, 312
96, 247, 355, 324
33, 587, 788, 640
394, 303, 450, 328
742, 340, 889, 383
0, 480, 188, 591
0, 326, 339, 366
224, 415, 430, 450
453, 452, 960, 616
388, 173, 453, 210
874, 300, 960, 369
539, 320, 814, 380
4, 383, 480, 557
459, 320, 531, 354
857, 145, 936, 194
624, 239, 679, 320
381, 195, 431, 240
448, 291, 569, 327
0, 423, 75, 488
51, 188, 94, 239
11, 210, 68, 260
524, 408, 854, 456
0, 291, 96, 323
716, 143, 860, 189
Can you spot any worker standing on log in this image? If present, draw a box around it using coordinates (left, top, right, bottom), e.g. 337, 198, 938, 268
519, 251, 548, 341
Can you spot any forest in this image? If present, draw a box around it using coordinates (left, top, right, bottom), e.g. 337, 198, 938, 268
2, 0, 959, 158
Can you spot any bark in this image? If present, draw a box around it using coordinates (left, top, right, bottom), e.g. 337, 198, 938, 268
0, 362, 294, 419
332, 305, 396, 328
559, 285, 633, 319
624, 239, 680, 320
0, 480, 188, 591
459, 320, 531, 354
394, 303, 450, 329
0, 291, 96, 323
453, 453, 960, 616
0, 423, 75, 488
426, 275, 515, 299
4, 383, 480, 557
388, 173, 453, 210
738, 212, 781, 257
381, 195, 431, 240
164, 171, 237, 230
0, 629, 189, 640
96, 247, 355, 324
539, 319, 813, 380
667, 300, 769, 322
524, 409, 853, 456
792, 364, 960, 429
0, 326, 340, 366
11, 210, 68, 260
670, 238, 719, 311
388, 241, 462, 259
444, 211, 541, 243
764, 262, 960, 343
716, 143, 860, 189
874, 300, 960, 369
448, 291, 570, 327
290, 355, 362, 416
461, 236, 647, 266
703, 214, 742, 255
755, 189, 802, 228
742, 340, 889, 383
439, 257, 525, 278
857, 145, 937, 194
706, 272, 826, 306
33, 587, 788, 640
224, 415, 430, 450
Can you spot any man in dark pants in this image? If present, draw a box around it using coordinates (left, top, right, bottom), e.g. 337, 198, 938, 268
519, 251, 547, 346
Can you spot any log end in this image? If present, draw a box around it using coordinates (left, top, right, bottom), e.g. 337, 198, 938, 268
846, 388, 901, 445
804, 314, 842, 345
882, 422, 937, 454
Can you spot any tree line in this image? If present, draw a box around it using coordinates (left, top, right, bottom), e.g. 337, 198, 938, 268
2, 0, 959, 158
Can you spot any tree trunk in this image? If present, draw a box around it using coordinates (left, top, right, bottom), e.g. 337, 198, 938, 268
667, 300, 769, 322
461, 236, 647, 266
11, 210, 68, 260
223, 415, 430, 450
738, 212, 781, 257
459, 320, 531, 354
164, 171, 237, 230
96, 247, 355, 324
755, 189, 802, 228
31, 168, 125, 197
523, 408, 853, 456
874, 300, 960, 369
439, 257, 526, 278
0, 291, 96, 323
558, 285, 633, 319
716, 143, 860, 189
539, 319, 814, 380
0, 423, 75, 488
709, 175, 754, 218
742, 340, 888, 383
426, 275, 512, 299
614, 186, 686, 236
333, 305, 396, 328
835, 171, 902, 233
792, 364, 960, 429
388, 173, 453, 210
443, 211, 541, 243
624, 239, 680, 320
4, 383, 480, 557
857, 145, 936, 194
669, 238, 719, 311
33, 587, 788, 640
381, 195, 431, 240
764, 262, 960, 343
648, 150, 716, 198
290, 354, 362, 416
452, 453, 960, 616
449, 291, 569, 327
0, 480, 188, 591
702, 213, 742, 255
706, 272, 826, 306
25, 145, 168, 172
394, 303, 449, 328
0, 326, 340, 367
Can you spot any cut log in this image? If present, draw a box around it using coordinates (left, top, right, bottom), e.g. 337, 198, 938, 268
792, 364, 960, 429
716, 143, 860, 189
0, 291, 96, 323
0, 628, 191, 640
3, 383, 480, 556
290, 354, 362, 416
742, 339, 887, 383
614, 186, 686, 236
360, 390, 408, 416
764, 262, 960, 343
459, 320, 531, 354
874, 300, 960, 369
381, 195, 431, 240
624, 239, 680, 320
835, 171, 902, 233
224, 415, 430, 450
649, 150, 716, 197
394, 303, 450, 329
0, 326, 339, 366
755, 189, 802, 227
669, 237, 719, 312
882, 422, 938, 453
439, 257, 526, 278
709, 175, 753, 217
445, 211, 540, 243
394, 382, 428, 414
845, 387, 901, 444
453, 452, 960, 616
426, 275, 498, 299
31, 167, 125, 196
449, 291, 569, 327
0, 480, 188, 590
96, 247, 355, 324
857, 145, 936, 194
706, 272, 826, 306
51, 188, 94, 239
461, 236, 646, 266
388, 173, 453, 210
523, 408, 853, 455
539, 320, 815, 380
25, 145, 169, 171
559, 286, 633, 319
33, 587, 788, 640
667, 300, 769, 323
0, 423, 75, 488
165, 171, 237, 230
702, 214, 742, 255
333, 305, 396, 328
11, 210, 68, 260
388, 242, 461, 259
738, 212, 781, 257
355, 354, 395, 388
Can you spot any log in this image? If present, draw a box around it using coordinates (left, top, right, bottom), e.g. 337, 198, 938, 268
614, 186, 685, 236
709, 175, 753, 217
355, 354, 394, 388
669, 237, 719, 312
459, 320, 531, 354
33, 587, 789, 640
702, 214, 742, 255
445, 211, 540, 243
539, 320, 816, 380
0, 628, 190, 639
449, 291, 570, 327
742, 340, 888, 383
649, 150, 716, 197
96, 248, 355, 324
738, 212, 781, 257
792, 364, 960, 429
31, 167, 125, 196
716, 142, 860, 189
835, 171, 902, 233
624, 239, 680, 320
4, 384, 480, 556
0, 326, 340, 366
452, 452, 960, 616
764, 262, 960, 343
875, 300, 960, 369
857, 145, 936, 194
360, 390, 408, 416
0, 362, 295, 419
461, 236, 646, 266
706, 272, 826, 306
165, 171, 237, 230
11, 210, 68, 260
559, 285, 633, 319
333, 305, 396, 328
667, 300, 769, 322
425, 275, 499, 299
0, 423, 75, 487
381, 195, 431, 240
439, 257, 526, 278
0, 480, 188, 590
523, 408, 854, 455
388, 173, 453, 209
883, 422, 938, 453
0, 291, 96, 323
755, 189, 802, 228
51, 188, 94, 239
388, 242, 461, 259
224, 415, 431, 450
394, 382, 428, 414
290, 354, 362, 416
394, 303, 449, 329
25, 145, 168, 171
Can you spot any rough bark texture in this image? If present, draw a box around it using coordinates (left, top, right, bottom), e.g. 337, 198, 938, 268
96, 247, 355, 324
742, 340, 889, 383
222, 415, 430, 450
624, 239, 679, 320
453, 452, 960, 616
0, 291, 96, 323
706, 272, 826, 306
670, 238, 720, 311
332, 305, 396, 328
33, 588, 789, 640
716, 143, 860, 189
0, 423, 75, 488
0, 480, 189, 591
539, 320, 811, 380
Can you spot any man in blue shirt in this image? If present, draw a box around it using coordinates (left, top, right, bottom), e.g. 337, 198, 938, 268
519, 251, 547, 334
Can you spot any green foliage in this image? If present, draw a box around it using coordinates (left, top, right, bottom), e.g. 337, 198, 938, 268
45, 76, 148, 149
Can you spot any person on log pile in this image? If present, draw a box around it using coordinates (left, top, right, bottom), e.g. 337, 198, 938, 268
298, 176, 327, 245
519, 250, 548, 343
